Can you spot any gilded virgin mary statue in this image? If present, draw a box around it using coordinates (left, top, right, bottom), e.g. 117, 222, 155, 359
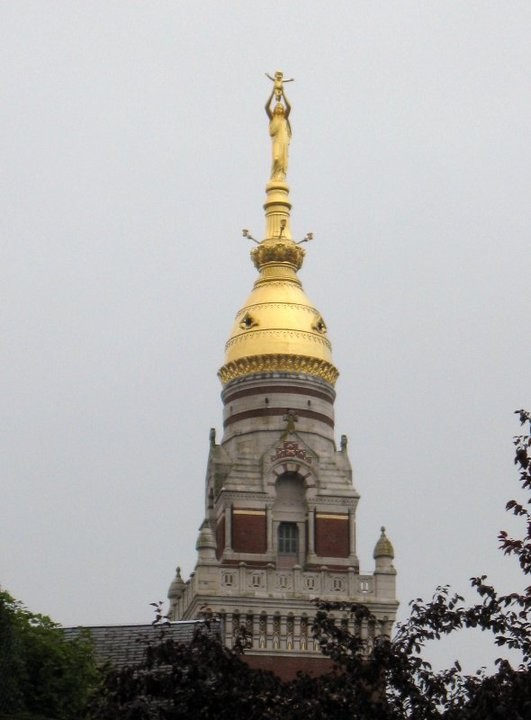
265, 72, 292, 182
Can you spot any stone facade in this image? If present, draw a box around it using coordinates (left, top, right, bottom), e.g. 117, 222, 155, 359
168, 373, 398, 671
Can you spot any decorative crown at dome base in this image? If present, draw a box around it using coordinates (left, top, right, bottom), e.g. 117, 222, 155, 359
251, 239, 305, 271
218, 354, 339, 386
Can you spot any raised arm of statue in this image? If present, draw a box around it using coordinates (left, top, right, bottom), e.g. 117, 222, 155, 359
283, 91, 291, 119
265, 88, 275, 120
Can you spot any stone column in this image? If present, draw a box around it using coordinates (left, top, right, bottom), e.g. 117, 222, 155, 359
307, 507, 315, 554
225, 505, 232, 552
238, 562, 247, 593
266, 503, 273, 553
349, 509, 357, 557
348, 565, 356, 597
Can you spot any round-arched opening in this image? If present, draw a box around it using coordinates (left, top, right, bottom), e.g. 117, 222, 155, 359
273, 472, 307, 568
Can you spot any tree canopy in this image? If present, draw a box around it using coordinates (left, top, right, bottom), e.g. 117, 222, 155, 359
0, 591, 99, 720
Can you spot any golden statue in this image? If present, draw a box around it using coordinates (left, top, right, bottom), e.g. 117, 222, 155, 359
265, 71, 293, 182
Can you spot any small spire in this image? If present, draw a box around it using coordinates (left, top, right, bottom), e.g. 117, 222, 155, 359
168, 566, 185, 599
196, 520, 216, 555
373, 527, 394, 559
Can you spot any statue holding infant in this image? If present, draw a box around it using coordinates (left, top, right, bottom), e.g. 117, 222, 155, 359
265, 71, 293, 182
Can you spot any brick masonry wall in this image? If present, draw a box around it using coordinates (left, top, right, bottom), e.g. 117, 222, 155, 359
244, 653, 333, 681
315, 515, 349, 557
232, 510, 267, 553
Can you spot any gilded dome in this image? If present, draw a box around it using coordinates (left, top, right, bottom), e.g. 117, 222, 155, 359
218, 233, 338, 386
218, 90, 338, 387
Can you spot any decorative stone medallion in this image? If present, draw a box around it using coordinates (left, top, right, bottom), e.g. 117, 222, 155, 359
271, 441, 313, 464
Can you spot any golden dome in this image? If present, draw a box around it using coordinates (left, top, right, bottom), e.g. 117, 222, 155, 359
218, 183, 338, 386
218, 82, 338, 387
219, 243, 337, 385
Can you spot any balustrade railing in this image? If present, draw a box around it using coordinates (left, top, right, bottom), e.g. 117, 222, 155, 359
219, 564, 375, 598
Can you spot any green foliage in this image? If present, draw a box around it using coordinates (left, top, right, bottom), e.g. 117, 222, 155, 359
91, 624, 284, 719
0, 592, 100, 720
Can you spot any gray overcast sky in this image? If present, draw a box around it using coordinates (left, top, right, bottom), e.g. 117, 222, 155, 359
2, 2, 530, 671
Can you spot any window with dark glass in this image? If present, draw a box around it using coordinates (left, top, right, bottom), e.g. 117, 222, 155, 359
278, 522, 298, 554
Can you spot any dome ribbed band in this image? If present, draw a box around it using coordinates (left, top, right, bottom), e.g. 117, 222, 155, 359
218, 354, 339, 386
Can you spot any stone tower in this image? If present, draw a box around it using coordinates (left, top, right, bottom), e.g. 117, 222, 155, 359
168, 75, 398, 676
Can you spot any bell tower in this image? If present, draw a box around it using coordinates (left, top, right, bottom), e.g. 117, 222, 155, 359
168, 74, 398, 676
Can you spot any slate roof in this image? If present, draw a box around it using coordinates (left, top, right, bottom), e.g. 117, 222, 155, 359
63, 621, 220, 668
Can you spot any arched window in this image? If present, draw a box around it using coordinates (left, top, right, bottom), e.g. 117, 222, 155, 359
278, 522, 298, 554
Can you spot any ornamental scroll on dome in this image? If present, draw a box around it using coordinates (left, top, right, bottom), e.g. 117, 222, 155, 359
265, 71, 294, 182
